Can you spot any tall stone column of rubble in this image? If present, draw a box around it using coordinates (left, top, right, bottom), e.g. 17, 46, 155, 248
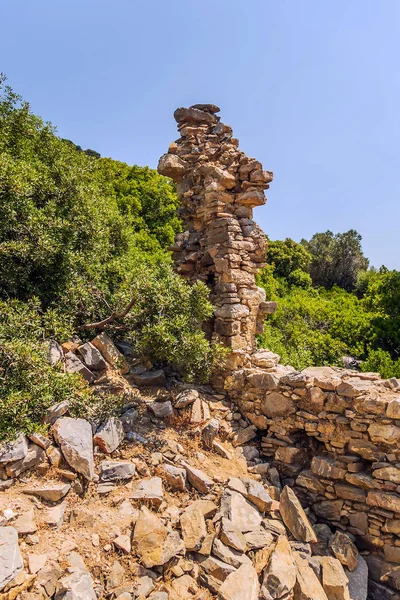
158, 104, 276, 370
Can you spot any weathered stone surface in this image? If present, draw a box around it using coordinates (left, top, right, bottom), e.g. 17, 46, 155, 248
280, 486, 317, 543
133, 506, 184, 567
181, 462, 214, 493
232, 425, 257, 447
0, 434, 28, 464
220, 518, 248, 552
53, 417, 94, 480
92, 332, 129, 374
93, 417, 125, 453
218, 563, 260, 600
120, 408, 138, 433
220, 489, 262, 532
162, 464, 186, 491
367, 490, 400, 513
148, 400, 173, 419
44, 502, 66, 529
347, 440, 384, 462
65, 351, 95, 383
131, 370, 166, 386
174, 389, 199, 408
5, 444, 45, 477
368, 422, 400, 444
293, 552, 329, 600
329, 531, 358, 572
244, 527, 274, 550
48, 339, 63, 364
99, 460, 136, 482
213, 538, 251, 569
0, 527, 23, 590
13, 508, 37, 534
346, 554, 368, 600
55, 568, 96, 599
311, 456, 346, 480
296, 470, 326, 493
261, 391, 295, 417
113, 534, 131, 554
373, 466, 400, 483
321, 556, 350, 600
157, 153, 188, 180
202, 418, 219, 449
261, 535, 296, 600
314, 500, 344, 521
45, 400, 70, 425
77, 342, 107, 371
23, 483, 70, 502
131, 477, 164, 508
180, 507, 207, 551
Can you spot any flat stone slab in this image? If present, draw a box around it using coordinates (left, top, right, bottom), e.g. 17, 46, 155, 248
23, 483, 70, 502
0, 526, 23, 590
53, 417, 94, 480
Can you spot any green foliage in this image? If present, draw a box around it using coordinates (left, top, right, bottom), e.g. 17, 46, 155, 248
267, 237, 312, 282
0, 299, 93, 441
302, 229, 369, 291
0, 76, 223, 441
361, 349, 400, 379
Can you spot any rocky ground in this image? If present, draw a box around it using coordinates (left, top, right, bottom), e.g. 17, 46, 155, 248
0, 335, 368, 599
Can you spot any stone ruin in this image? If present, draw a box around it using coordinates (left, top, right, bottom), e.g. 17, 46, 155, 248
160, 105, 400, 599
158, 103, 276, 374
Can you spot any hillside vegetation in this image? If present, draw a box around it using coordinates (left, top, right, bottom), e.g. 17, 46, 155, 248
1, 76, 399, 440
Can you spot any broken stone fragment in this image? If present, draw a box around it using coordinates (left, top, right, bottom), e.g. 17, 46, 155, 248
65, 351, 95, 383
113, 533, 131, 554
5, 443, 45, 477
131, 369, 166, 386
202, 418, 219, 449
130, 477, 164, 508
321, 556, 350, 600
158, 153, 188, 180
329, 531, 358, 572
93, 417, 125, 453
181, 461, 214, 493
162, 464, 186, 491
44, 400, 70, 425
279, 486, 317, 543
13, 507, 37, 534
244, 527, 274, 550
133, 506, 184, 568
23, 483, 70, 502
261, 535, 296, 600
0, 526, 23, 590
218, 563, 260, 600
213, 538, 252, 569
220, 489, 262, 533
293, 552, 329, 600
220, 517, 248, 552
92, 331, 129, 374
47, 339, 64, 365
99, 460, 136, 482
77, 341, 107, 371
174, 106, 218, 125
44, 502, 66, 529
0, 434, 28, 464
53, 417, 94, 480
174, 388, 199, 408
55, 568, 97, 599
232, 425, 257, 447
148, 400, 173, 419
180, 506, 207, 551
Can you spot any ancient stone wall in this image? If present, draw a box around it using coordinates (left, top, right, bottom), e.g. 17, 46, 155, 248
161, 106, 400, 598
226, 353, 400, 597
158, 104, 276, 371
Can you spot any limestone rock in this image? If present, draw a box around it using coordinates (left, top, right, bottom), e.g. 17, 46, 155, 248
77, 342, 107, 371
321, 556, 350, 600
93, 417, 125, 453
220, 489, 262, 533
28, 554, 48, 575
44, 400, 70, 425
92, 332, 129, 374
65, 351, 95, 383
148, 400, 173, 419
162, 464, 186, 491
0, 527, 23, 590
55, 569, 96, 599
99, 460, 136, 482
181, 462, 214, 493
346, 554, 368, 600
157, 154, 188, 180
44, 502, 66, 529
329, 531, 358, 572
131, 477, 164, 508
218, 563, 260, 600
280, 486, 317, 543
23, 483, 70, 502
133, 506, 184, 567
261, 391, 295, 417
13, 508, 37, 534
0, 434, 28, 464
293, 552, 329, 600
202, 419, 219, 449
174, 389, 199, 408
261, 535, 296, 600
180, 506, 207, 551
131, 370, 166, 386
220, 518, 248, 552
5, 444, 45, 477
244, 527, 274, 550
213, 538, 252, 569
53, 417, 94, 480
114, 534, 131, 554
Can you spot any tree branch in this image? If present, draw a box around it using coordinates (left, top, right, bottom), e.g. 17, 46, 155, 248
79, 298, 136, 331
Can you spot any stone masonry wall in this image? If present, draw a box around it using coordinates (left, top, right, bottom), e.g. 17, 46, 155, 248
226, 351, 400, 597
158, 104, 276, 371
161, 105, 400, 598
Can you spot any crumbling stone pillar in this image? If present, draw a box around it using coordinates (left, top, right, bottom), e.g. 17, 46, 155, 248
158, 104, 276, 369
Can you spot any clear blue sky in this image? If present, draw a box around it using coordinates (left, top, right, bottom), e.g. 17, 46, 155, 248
2, 0, 400, 268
